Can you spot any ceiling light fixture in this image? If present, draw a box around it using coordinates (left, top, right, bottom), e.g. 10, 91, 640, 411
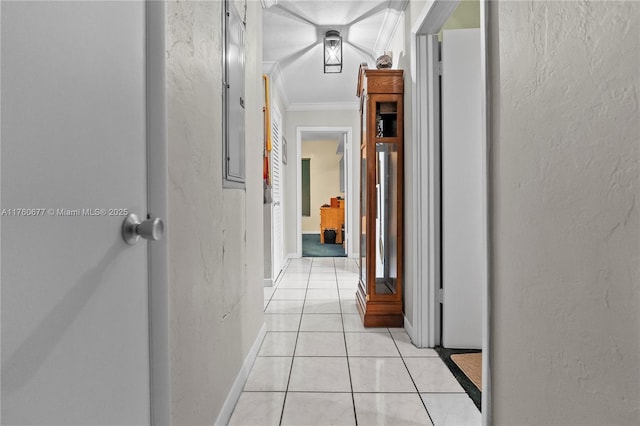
324, 30, 342, 74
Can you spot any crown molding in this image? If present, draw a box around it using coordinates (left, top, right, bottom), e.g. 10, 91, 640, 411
373, 0, 409, 57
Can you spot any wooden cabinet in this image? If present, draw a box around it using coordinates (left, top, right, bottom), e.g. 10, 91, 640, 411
320, 205, 344, 244
356, 66, 404, 327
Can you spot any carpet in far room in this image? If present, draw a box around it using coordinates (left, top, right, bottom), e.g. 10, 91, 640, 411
302, 233, 346, 257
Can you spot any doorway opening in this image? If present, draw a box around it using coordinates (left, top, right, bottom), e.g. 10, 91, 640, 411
300, 155, 345, 257
411, 0, 489, 420
296, 127, 354, 259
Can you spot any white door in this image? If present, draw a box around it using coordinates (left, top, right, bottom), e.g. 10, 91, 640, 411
271, 107, 284, 278
2, 2, 153, 423
441, 29, 484, 349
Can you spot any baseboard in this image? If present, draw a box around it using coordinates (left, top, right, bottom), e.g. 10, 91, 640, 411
301, 231, 318, 235
274, 268, 284, 284
214, 322, 267, 426
286, 252, 300, 260
403, 315, 433, 349
403, 315, 415, 341
263, 278, 274, 287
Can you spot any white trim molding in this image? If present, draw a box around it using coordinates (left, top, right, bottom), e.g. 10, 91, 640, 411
412, 0, 460, 35
480, 2, 492, 423
410, 1, 456, 351
373, 0, 409, 57
412, 33, 443, 350
286, 252, 301, 261
146, 2, 170, 425
403, 315, 414, 340
214, 323, 267, 426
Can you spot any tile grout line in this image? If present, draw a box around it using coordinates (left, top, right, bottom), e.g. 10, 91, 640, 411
261, 257, 449, 425
390, 332, 436, 426
264, 257, 291, 312
334, 257, 359, 426
266, 258, 361, 425
278, 259, 312, 426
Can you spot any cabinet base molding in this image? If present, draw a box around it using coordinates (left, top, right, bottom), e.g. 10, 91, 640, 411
356, 285, 404, 328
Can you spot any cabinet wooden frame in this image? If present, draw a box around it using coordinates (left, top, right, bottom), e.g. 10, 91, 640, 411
356, 67, 405, 327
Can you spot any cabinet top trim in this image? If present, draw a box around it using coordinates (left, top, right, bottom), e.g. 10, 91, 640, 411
357, 67, 404, 97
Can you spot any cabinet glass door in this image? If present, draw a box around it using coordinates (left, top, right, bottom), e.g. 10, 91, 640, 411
360, 146, 367, 287
373, 141, 399, 296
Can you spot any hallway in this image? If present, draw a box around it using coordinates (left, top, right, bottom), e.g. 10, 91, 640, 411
229, 258, 480, 426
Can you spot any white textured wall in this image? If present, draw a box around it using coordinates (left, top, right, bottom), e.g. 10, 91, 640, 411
166, 1, 264, 423
301, 140, 343, 233
490, 1, 639, 424
386, 0, 426, 331
284, 109, 360, 257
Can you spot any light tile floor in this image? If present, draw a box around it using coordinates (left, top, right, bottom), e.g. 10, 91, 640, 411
229, 257, 481, 426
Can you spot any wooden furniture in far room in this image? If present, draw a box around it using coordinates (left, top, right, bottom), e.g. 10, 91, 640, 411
356, 65, 404, 327
330, 197, 344, 208
320, 198, 344, 244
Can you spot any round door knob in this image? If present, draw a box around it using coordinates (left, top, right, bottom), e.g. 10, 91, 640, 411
122, 213, 165, 245
137, 217, 164, 240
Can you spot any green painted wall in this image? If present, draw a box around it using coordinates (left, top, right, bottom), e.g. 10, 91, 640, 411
301, 158, 311, 217
439, 0, 480, 40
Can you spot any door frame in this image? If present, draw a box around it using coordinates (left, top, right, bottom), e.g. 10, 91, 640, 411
342, 133, 351, 256
146, 2, 170, 424
410, 0, 491, 423
296, 126, 354, 258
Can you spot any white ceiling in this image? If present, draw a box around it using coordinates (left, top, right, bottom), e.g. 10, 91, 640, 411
262, 0, 408, 110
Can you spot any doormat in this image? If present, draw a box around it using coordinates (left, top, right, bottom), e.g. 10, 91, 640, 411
435, 347, 481, 410
451, 353, 482, 390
